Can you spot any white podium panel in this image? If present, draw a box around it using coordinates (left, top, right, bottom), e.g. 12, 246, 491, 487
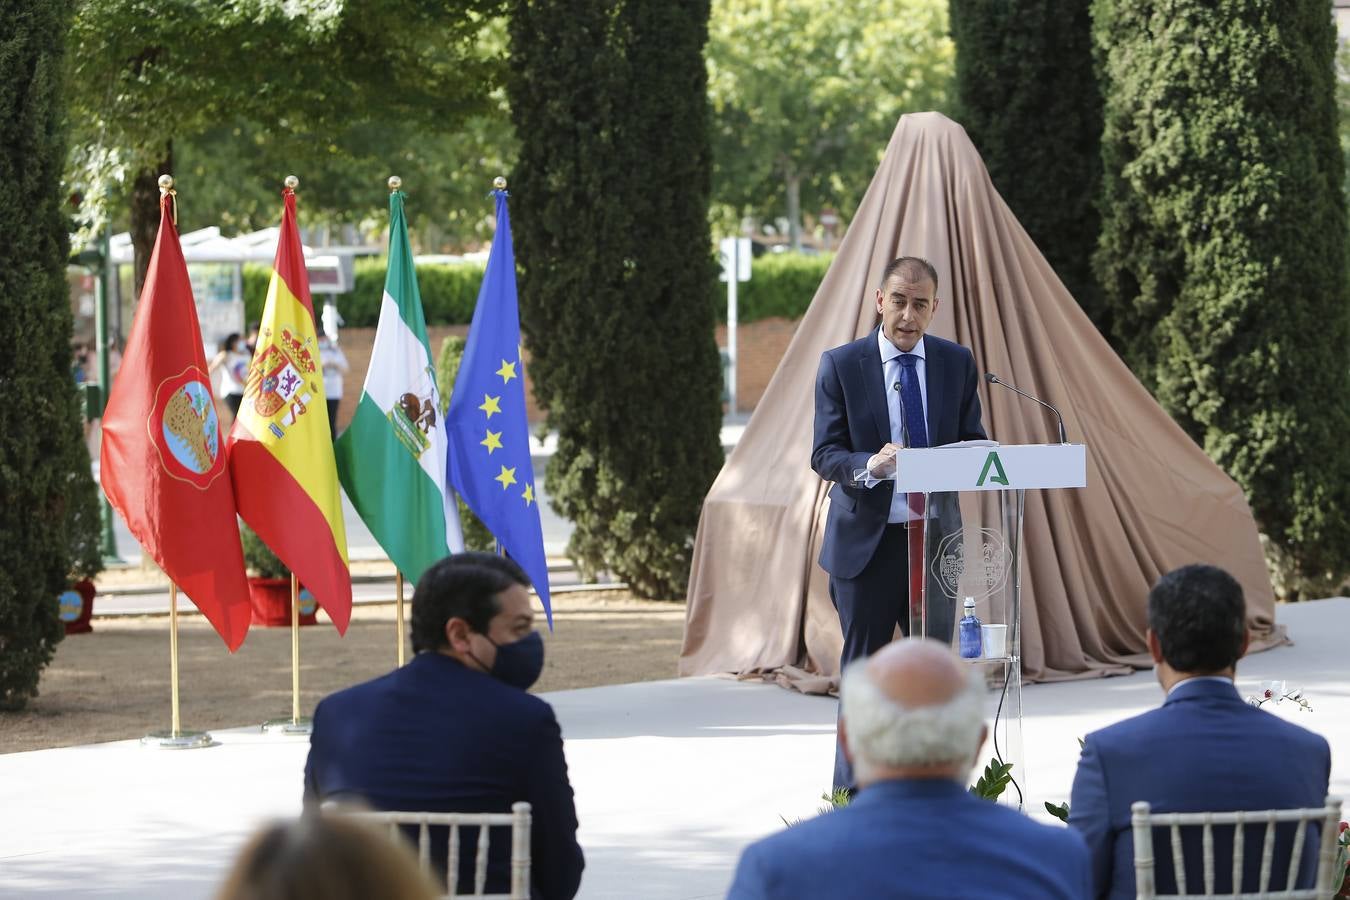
893, 443, 1086, 493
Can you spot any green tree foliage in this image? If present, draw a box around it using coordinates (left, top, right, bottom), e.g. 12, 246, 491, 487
706, 0, 954, 248
1093, 1, 1350, 595
509, 0, 724, 598
949, 0, 1103, 320
170, 46, 517, 251
435, 336, 494, 552
0, 0, 104, 709
65, 0, 507, 292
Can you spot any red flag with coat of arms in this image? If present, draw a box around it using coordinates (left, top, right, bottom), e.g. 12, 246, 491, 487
100, 190, 252, 651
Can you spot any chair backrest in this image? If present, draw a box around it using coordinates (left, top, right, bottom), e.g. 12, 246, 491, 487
1130, 796, 1342, 899
341, 803, 532, 900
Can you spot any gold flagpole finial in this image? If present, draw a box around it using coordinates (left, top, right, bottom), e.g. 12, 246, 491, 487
284, 175, 299, 192
158, 174, 177, 224
493, 176, 507, 190
388, 175, 402, 192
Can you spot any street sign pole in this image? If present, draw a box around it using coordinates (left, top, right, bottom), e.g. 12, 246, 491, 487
727, 240, 738, 416
719, 237, 751, 417
95, 229, 123, 563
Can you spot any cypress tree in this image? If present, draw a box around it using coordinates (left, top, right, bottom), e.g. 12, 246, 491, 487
508, 0, 723, 598
949, 0, 1103, 322
1093, 1, 1350, 594
0, 0, 104, 708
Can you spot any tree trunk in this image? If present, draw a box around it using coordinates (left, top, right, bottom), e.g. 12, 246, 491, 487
785, 171, 802, 252
129, 141, 173, 300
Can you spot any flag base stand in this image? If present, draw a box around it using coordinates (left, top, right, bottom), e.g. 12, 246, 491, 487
140, 729, 213, 749
262, 716, 312, 736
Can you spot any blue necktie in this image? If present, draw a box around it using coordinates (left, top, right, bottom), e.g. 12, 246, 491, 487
897, 354, 928, 448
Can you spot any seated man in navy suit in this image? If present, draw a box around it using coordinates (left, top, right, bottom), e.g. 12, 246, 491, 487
304, 552, 584, 900
726, 639, 1091, 900
1069, 564, 1331, 899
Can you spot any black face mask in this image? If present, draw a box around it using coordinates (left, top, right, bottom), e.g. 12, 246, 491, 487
471, 630, 545, 690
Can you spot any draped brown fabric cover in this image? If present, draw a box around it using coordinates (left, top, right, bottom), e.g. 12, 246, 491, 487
679, 112, 1284, 689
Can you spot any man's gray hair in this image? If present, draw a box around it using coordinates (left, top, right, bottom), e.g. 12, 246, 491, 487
840, 657, 986, 778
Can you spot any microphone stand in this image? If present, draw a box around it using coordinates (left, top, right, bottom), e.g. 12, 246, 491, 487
984, 373, 1068, 444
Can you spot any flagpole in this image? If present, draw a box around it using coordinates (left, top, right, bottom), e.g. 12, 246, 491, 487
396, 571, 406, 667
291, 573, 300, 720
141, 580, 211, 749
171, 582, 181, 733
263, 573, 312, 735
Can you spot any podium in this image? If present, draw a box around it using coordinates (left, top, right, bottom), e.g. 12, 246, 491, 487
869, 443, 1087, 808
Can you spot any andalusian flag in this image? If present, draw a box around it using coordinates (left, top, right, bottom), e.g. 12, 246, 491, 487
336, 188, 463, 582
226, 182, 352, 632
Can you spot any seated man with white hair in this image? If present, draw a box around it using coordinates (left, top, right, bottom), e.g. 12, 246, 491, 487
726, 638, 1091, 900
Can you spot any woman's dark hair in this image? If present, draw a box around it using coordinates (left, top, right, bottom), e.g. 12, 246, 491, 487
1147, 564, 1246, 673
409, 552, 531, 653
221, 332, 241, 353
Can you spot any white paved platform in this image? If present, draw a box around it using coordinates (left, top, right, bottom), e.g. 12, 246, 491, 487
2, 598, 1346, 899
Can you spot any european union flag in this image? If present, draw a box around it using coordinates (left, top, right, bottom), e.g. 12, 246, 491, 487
445, 189, 552, 625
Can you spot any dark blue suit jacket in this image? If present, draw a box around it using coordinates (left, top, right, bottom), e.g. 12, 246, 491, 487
727, 779, 1092, 899
1068, 679, 1331, 900
304, 652, 584, 900
812, 329, 985, 579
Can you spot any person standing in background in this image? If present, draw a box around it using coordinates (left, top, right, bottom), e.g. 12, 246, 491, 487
209, 333, 249, 421
318, 333, 348, 442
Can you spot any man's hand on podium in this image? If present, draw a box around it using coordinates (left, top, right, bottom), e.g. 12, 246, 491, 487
866, 442, 902, 479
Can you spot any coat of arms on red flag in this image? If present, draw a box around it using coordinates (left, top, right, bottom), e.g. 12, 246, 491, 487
150, 368, 225, 488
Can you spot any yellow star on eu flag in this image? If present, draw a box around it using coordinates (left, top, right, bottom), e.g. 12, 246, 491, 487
479, 394, 502, 418
481, 430, 503, 454
497, 360, 518, 383
522, 483, 535, 506
495, 465, 517, 490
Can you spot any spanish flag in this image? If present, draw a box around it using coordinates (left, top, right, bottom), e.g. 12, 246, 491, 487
226, 182, 351, 631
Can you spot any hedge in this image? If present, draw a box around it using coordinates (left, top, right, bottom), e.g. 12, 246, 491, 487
717, 252, 834, 322
950, 0, 1102, 322
246, 251, 833, 330
1094, 0, 1350, 596
244, 258, 485, 328
0, 0, 103, 710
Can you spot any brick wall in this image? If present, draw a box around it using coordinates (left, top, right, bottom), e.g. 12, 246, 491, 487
330, 317, 801, 431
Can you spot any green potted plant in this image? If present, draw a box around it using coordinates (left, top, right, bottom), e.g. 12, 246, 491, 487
241, 523, 316, 626
60, 458, 106, 636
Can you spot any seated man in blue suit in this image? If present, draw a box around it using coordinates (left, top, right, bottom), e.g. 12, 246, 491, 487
727, 639, 1091, 900
304, 552, 584, 900
1069, 564, 1331, 899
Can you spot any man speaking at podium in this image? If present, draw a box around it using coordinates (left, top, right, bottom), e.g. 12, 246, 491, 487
811, 256, 986, 791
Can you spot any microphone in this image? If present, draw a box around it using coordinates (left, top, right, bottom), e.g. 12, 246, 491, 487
893, 380, 910, 447
984, 372, 1069, 444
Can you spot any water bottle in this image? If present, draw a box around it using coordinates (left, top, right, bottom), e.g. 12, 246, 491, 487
958, 597, 983, 659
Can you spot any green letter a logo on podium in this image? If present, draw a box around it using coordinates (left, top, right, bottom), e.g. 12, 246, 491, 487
976, 451, 1010, 487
